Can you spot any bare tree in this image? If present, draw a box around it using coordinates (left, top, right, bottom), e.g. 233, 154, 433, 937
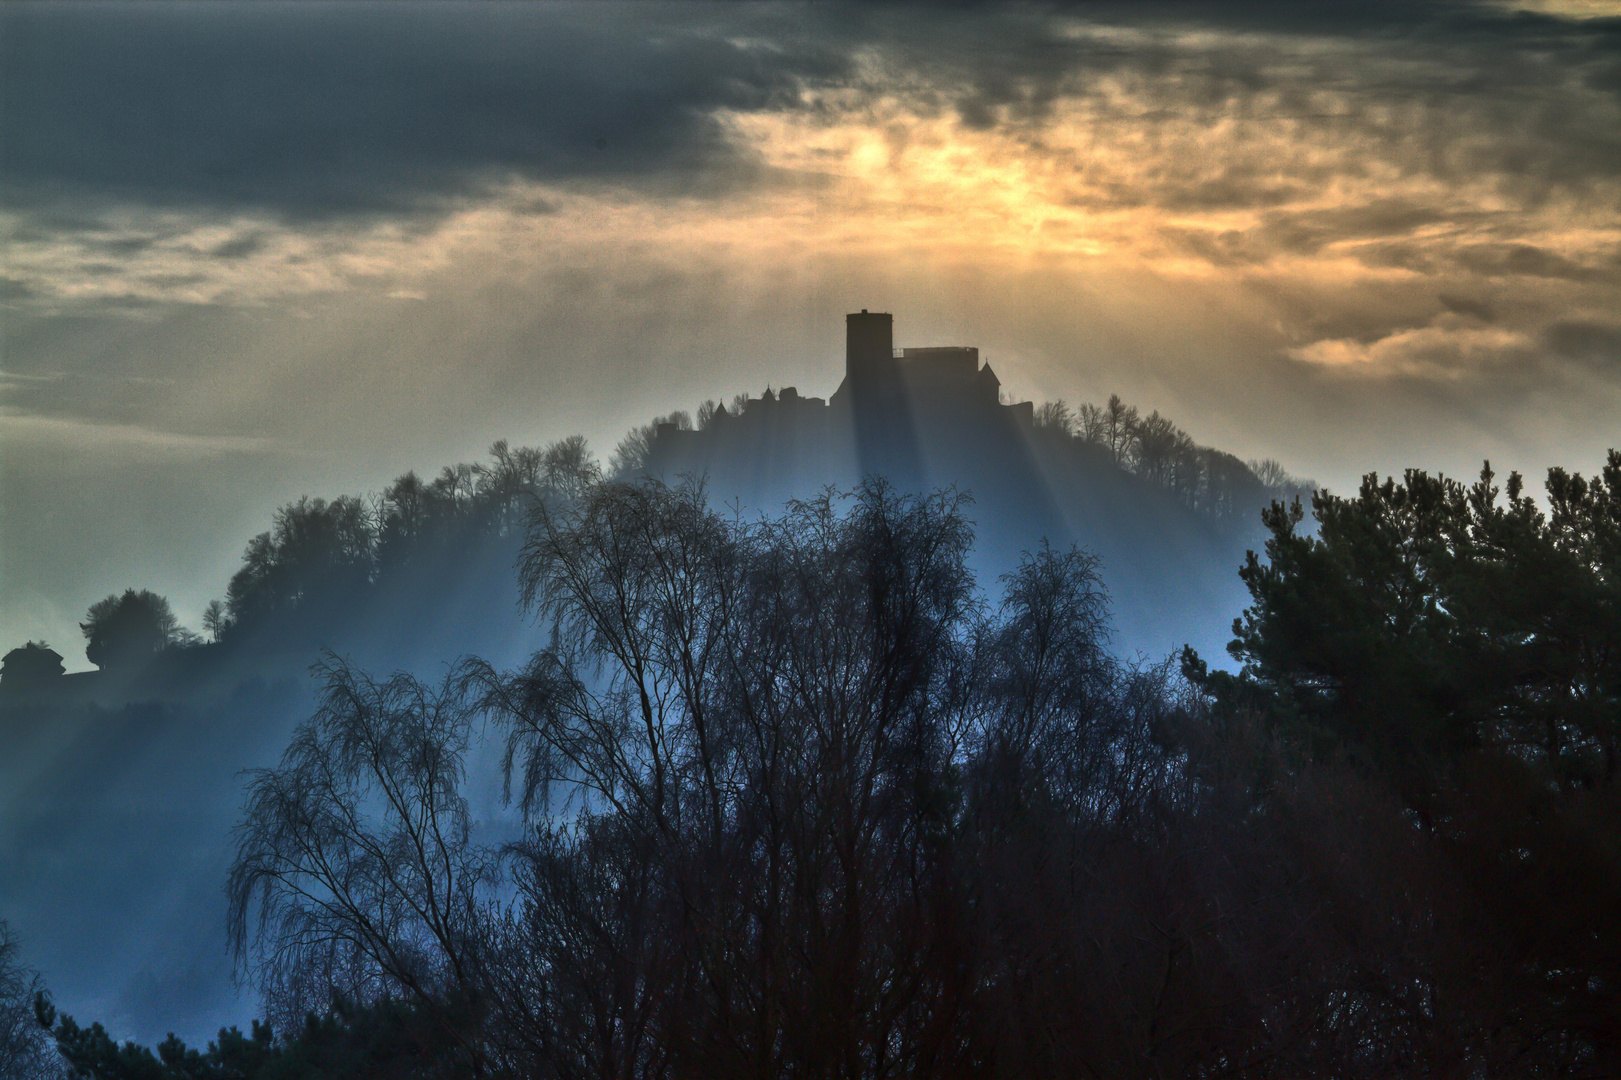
1126, 409, 1185, 484
227, 656, 498, 1073
1075, 401, 1109, 448
0, 922, 62, 1080
463, 478, 989, 1077
1032, 399, 1075, 438
200, 600, 230, 642
1104, 393, 1139, 465
1247, 457, 1317, 503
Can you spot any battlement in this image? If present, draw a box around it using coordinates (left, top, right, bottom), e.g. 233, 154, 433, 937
901, 346, 979, 381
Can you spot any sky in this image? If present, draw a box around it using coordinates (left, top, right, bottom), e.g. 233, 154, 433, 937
3, 0, 1620, 669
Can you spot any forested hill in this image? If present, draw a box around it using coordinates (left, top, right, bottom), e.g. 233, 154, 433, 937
0, 391, 1309, 1048
2, 437, 600, 706
5, 391, 1313, 704
634, 388, 1313, 661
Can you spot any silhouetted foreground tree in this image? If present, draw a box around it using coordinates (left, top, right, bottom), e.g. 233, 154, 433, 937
227, 478, 1227, 1077
1, 923, 60, 1079
478, 479, 990, 1076
1187, 450, 1621, 1075
227, 658, 497, 1075
1209, 454, 1619, 795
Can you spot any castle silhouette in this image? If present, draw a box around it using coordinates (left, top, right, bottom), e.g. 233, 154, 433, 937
831, 309, 1025, 418
646, 311, 1033, 489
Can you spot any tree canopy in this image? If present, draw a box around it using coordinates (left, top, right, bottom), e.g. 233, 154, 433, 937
79, 589, 185, 670
214, 440, 599, 650
1186, 449, 1621, 1071
205, 465, 1621, 1077
1198, 452, 1620, 797
223, 478, 1245, 1077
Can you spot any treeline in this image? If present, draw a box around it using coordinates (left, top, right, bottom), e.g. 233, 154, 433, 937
2, 932, 469, 1080
15, 991, 466, 1080
1030, 394, 1315, 523
9, 451, 1614, 1078
1, 439, 603, 684
3, 389, 1299, 683
215, 437, 598, 642
614, 390, 1315, 528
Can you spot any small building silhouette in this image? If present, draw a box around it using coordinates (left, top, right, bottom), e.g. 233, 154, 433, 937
1, 640, 66, 687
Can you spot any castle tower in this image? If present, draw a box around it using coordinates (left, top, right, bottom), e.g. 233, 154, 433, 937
842, 309, 921, 485
845, 310, 893, 389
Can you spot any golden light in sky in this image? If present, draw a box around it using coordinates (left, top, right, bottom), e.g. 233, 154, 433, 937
3, 2, 1619, 657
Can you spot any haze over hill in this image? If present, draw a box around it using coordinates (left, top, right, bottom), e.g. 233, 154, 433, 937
641, 310, 1311, 663
3, 416, 1614, 1076
0, 310, 1313, 1046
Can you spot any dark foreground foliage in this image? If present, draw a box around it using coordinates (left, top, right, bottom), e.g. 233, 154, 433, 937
1184, 450, 1621, 1076
27, 453, 1620, 1078
36, 994, 469, 1080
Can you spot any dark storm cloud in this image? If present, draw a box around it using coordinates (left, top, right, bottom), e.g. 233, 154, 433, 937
6, 2, 1619, 222
1439, 292, 1496, 321
1545, 318, 1621, 366
0, 2, 850, 217
891, 2, 1621, 193
1457, 243, 1612, 281
207, 234, 264, 260
88, 236, 161, 256
6, 0, 1620, 687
